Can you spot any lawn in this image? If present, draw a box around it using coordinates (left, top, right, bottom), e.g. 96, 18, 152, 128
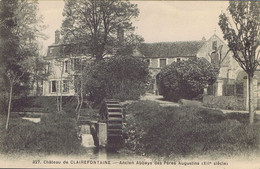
1, 99, 260, 159
124, 100, 260, 157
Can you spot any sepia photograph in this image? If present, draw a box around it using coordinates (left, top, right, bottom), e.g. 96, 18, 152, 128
0, 0, 260, 168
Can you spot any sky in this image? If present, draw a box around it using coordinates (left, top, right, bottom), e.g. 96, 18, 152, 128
38, 1, 229, 55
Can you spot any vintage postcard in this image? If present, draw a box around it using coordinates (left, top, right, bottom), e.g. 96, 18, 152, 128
0, 0, 259, 169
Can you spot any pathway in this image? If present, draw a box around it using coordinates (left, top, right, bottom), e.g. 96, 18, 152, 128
140, 93, 260, 115
140, 93, 180, 107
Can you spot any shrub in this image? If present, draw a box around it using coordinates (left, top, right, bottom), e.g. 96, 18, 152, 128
203, 95, 245, 110
83, 56, 150, 105
12, 96, 79, 114
124, 101, 260, 156
2, 113, 81, 154
157, 58, 217, 101
0, 92, 8, 114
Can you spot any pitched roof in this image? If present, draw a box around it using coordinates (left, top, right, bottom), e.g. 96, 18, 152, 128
138, 41, 206, 58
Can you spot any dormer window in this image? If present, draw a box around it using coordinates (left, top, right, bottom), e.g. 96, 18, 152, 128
212, 41, 217, 51
64, 60, 69, 73
159, 58, 166, 68
49, 47, 54, 54
146, 59, 150, 66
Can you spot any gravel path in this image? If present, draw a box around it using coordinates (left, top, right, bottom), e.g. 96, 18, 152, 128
140, 93, 180, 107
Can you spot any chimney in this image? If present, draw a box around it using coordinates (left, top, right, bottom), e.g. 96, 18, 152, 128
55, 30, 60, 44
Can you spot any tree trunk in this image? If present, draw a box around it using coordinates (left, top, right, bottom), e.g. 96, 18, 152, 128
6, 83, 13, 130
76, 56, 84, 121
77, 83, 84, 121
60, 62, 64, 112
56, 95, 60, 111
75, 95, 80, 112
36, 79, 39, 96
248, 73, 254, 124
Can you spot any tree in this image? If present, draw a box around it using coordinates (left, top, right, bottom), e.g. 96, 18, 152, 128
0, 0, 44, 129
61, 0, 142, 60
157, 58, 217, 102
31, 55, 49, 96
83, 56, 150, 105
219, 1, 260, 124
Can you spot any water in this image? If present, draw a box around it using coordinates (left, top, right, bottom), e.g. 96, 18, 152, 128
22, 117, 41, 123
80, 125, 95, 148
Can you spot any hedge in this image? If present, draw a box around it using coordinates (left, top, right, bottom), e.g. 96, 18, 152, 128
12, 96, 80, 114
203, 95, 245, 110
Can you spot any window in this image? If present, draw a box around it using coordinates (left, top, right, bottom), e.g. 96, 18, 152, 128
236, 83, 243, 96
63, 80, 69, 93
212, 41, 217, 51
146, 59, 150, 66
177, 58, 181, 62
49, 47, 54, 54
224, 84, 235, 96
73, 58, 81, 71
50, 80, 60, 93
51, 81, 57, 93
45, 63, 50, 74
159, 59, 166, 68
64, 60, 68, 73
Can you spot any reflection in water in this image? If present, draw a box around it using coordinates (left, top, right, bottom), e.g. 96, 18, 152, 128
22, 117, 41, 123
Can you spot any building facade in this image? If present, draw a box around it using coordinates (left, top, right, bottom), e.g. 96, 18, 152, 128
42, 30, 91, 96
42, 31, 260, 109
136, 34, 260, 109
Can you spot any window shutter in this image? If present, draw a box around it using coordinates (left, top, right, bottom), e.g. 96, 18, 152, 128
71, 59, 74, 70
49, 81, 51, 93
68, 60, 71, 73
49, 64, 52, 73
57, 81, 60, 93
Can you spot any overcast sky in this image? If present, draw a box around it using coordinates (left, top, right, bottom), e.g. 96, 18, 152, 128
38, 1, 229, 55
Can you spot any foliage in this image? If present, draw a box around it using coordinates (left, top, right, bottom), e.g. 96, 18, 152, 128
124, 100, 260, 156
218, 1, 260, 124
203, 95, 245, 110
0, 0, 44, 94
0, 0, 44, 122
157, 58, 217, 101
2, 113, 81, 154
83, 56, 150, 105
61, 0, 143, 60
12, 96, 79, 115
30, 55, 49, 96
219, 1, 260, 75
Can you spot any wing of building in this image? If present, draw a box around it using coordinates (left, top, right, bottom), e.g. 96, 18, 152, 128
135, 34, 260, 110
42, 30, 92, 96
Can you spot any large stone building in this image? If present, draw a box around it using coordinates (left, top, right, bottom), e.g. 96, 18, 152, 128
135, 34, 260, 109
42, 31, 260, 109
42, 30, 91, 96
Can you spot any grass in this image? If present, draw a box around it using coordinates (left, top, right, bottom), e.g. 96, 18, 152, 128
124, 100, 260, 157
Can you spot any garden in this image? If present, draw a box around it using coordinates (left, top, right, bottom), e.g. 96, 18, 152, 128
1, 100, 259, 159
0, 55, 259, 159
123, 100, 260, 158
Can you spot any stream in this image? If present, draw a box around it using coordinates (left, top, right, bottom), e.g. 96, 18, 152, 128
21, 117, 140, 160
